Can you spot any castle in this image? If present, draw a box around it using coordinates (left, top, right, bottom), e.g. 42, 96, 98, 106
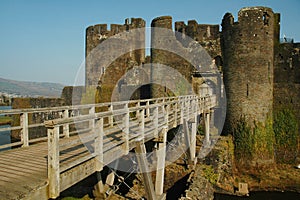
82, 6, 300, 167
84, 6, 299, 125
12, 6, 298, 167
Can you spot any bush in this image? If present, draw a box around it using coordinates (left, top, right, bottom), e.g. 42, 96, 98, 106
273, 109, 299, 163
233, 116, 275, 164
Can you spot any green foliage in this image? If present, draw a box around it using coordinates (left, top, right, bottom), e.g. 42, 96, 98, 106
233, 116, 253, 159
197, 124, 205, 135
202, 165, 219, 185
273, 109, 299, 163
252, 119, 275, 159
0, 116, 12, 125
233, 116, 275, 161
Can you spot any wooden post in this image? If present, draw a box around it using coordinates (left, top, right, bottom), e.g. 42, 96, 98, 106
95, 118, 104, 172
47, 126, 60, 198
173, 101, 178, 127
146, 101, 150, 118
122, 103, 129, 155
154, 106, 159, 137
89, 106, 95, 130
155, 127, 167, 196
136, 101, 141, 119
164, 105, 169, 128
139, 108, 145, 140
106, 171, 115, 186
183, 119, 191, 159
20, 112, 29, 147
190, 115, 197, 162
109, 105, 113, 127
135, 140, 157, 200
63, 109, 69, 138
180, 99, 184, 125
93, 171, 106, 199
187, 97, 190, 120
204, 112, 210, 146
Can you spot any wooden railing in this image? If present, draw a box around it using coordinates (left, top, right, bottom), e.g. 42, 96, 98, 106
0, 95, 215, 151
42, 95, 216, 198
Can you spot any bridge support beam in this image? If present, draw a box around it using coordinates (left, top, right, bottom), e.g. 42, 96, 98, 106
155, 127, 167, 198
190, 114, 197, 162
183, 117, 197, 165
93, 169, 116, 199
135, 140, 157, 200
93, 171, 109, 200
204, 112, 210, 146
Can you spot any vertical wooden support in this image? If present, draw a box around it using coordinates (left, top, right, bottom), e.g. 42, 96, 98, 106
108, 105, 113, 127
106, 171, 115, 186
183, 119, 191, 159
155, 127, 167, 196
94, 118, 105, 199
136, 101, 141, 119
139, 108, 145, 140
20, 112, 29, 147
204, 112, 210, 146
146, 101, 150, 118
154, 106, 159, 137
164, 105, 169, 128
180, 100, 184, 125
47, 126, 60, 198
63, 109, 69, 138
190, 115, 197, 162
94, 171, 105, 198
135, 140, 157, 200
123, 103, 129, 154
173, 101, 178, 127
187, 97, 190, 119
95, 118, 104, 172
89, 106, 95, 130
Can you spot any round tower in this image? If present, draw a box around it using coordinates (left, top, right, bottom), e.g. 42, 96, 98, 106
221, 7, 276, 167
222, 7, 275, 126
150, 16, 174, 98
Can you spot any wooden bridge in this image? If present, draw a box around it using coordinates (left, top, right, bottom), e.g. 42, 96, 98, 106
0, 95, 216, 200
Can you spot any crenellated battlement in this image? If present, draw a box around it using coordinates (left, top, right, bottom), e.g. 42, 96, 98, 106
175, 19, 220, 42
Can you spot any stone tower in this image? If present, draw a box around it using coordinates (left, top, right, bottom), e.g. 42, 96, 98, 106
85, 18, 145, 87
221, 7, 279, 167
150, 16, 221, 98
85, 18, 145, 102
222, 7, 277, 127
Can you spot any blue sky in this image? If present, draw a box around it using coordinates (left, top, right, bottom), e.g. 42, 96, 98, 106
0, 0, 299, 85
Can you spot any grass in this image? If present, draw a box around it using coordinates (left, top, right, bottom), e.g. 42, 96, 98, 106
0, 116, 12, 125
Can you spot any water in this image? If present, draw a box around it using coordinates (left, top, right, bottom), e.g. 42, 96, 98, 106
0, 106, 11, 115
0, 106, 11, 150
214, 191, 300, 200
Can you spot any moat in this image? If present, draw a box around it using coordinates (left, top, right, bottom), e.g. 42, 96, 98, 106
214, 191, 300, 200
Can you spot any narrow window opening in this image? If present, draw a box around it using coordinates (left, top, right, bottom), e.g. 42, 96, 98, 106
263, 12, 270, 26
246, 83, 249, 97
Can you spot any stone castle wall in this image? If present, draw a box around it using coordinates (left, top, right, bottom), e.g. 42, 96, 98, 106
150, 16, 221, 98
11, 97, 65, 142
274, 42, 300, 132
221, 7, 277, 127
85, 18, 145, 88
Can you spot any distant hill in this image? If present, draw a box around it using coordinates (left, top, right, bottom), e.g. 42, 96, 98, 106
0, 77, 65, 97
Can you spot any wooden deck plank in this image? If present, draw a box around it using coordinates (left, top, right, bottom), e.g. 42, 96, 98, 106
0, 158, 46, 171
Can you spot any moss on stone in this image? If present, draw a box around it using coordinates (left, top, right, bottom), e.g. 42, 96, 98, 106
233, 116, 275, 168
273, 108, 299, 163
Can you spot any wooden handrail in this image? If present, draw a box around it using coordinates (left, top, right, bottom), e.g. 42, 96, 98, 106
0, 95, 216, 151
